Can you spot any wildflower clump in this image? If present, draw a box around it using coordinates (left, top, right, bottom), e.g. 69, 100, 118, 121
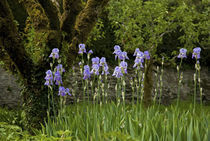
112, 45, 129, 78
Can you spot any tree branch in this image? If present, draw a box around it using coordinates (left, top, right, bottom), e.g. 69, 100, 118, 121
7, 0, 28, 31
61, 0, 83, 41
21, 0, 49, 30
65, 0, 109, 68
0, 0, 34, 80
38, 0, 60, 30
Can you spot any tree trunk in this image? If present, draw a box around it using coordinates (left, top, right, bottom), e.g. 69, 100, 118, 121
143, 58, 153, 107
1, 0, 110, 130
22, 65, 59, 130
66, 0, 109, 67
0, 0, 34, 80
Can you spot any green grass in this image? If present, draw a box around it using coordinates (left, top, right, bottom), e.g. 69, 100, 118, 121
1, 101, 210, 141
42, 101, 210, 141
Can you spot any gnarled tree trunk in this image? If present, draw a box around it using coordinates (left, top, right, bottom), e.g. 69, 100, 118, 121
0, 0, 110, 130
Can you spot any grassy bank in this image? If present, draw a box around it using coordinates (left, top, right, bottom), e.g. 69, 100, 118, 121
1, 101, 210, 141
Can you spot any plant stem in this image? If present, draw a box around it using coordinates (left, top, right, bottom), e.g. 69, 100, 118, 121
177, 58, 183, 107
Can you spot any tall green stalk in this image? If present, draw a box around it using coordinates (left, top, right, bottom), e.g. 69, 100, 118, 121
154, 66, 159, 105
159, 58, 164, 105
193, 59, 198, 112
177, 58, 183, 107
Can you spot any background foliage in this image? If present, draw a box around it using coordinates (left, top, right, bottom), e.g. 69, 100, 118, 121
87, 0, 209, 65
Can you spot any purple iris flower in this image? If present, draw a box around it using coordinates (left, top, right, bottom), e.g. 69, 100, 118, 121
178, 48, 187, 59
49, 48, 59, 59
114, 45, 121, 51
58, 86, 71, 96
133, 59, 144, 69
112, 66, 123, 78
56, 64, 65, 74
136, 51, 145, 62
83, 65, 91, 80
91, 64, 100, 75
100, 57, 106, 66
133, 51, 144, 69
54, 71, 63, 85
44, 70, 53, 86
102, 64, 109, 75
78, 44, 86, 54
119, 51, 129, 61
113, 45, 122, 60
88, 50, 93, 55
92, 57, 100, 65
120, 61, 128, 74
58, 86, 66, 96
65, 88, 71, 96
133, 48, 140, 56
100, 57, 109, 75
144, 51, 150, 60
192, 47, 201, 59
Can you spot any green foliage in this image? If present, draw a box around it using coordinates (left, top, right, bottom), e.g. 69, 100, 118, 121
86, 10, 116, 61
107, 0, 209, 58
107, 0, 171, 54
41, 102, 210, 140
0, 107, 24, 127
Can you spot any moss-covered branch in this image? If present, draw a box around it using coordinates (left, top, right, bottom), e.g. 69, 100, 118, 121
61, 0, 83, 41
7, 0, 28, 31
0, 0, 34, 81
65, 0, 110, 67
21, 0, 49, 30
38, 0, 60, 30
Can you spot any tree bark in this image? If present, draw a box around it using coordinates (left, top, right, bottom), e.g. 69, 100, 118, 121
21, 0, 49, 30
143, 58, 153, 107
38, 0, 60, 30
0, 0, 34, 80
7, 0, 28, 31
66, 0, 110, 68
61, 0, 83, 41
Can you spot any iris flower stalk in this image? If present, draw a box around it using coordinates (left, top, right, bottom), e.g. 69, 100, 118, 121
198, 64, 202, 107
137, 70, 143, 106
192, 47, 201, 111
177, 48, 187, 106
83, 65, 91, 103
133, 49, 146, 105
46, 48, 61, 118
159, 57, 164, 105
120, 61, 127, 104
78, 44, 87, 102
100, 57, 109, 104
130, 77, 135, 105
72, 66, 78, 103
112, 66, 123, 105
153, 66, 159, 105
